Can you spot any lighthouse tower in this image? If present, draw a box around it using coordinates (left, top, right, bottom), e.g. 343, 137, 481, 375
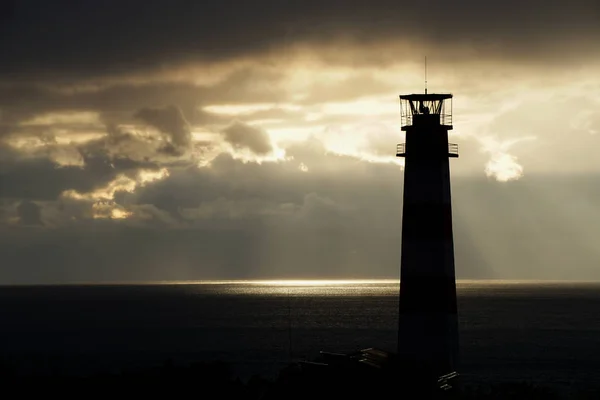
396, 91, 459, 380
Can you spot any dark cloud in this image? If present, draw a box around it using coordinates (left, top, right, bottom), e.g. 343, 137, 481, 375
0, 140, 160, 202
87, 125, 157, 162
0, 0, 598, 82
16, 200, 43, 226
0, 149, 109, 201
61, 123, 206, 167
0, 0, 15, 24
221, 122, 273, 155
134, 105, 191, 152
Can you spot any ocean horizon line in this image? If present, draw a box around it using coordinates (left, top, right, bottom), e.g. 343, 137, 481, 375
2, 279, 600, 287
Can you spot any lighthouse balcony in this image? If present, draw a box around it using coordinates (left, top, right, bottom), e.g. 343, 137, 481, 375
400, 114, 453, 130
448, 143, 459, 157
396, 143, 405, 156
396, 143, 459, 158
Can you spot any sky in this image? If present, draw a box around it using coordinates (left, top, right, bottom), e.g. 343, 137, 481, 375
1, 0, 599, 284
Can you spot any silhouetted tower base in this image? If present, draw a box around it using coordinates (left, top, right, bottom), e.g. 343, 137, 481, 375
396, 93, 459, 379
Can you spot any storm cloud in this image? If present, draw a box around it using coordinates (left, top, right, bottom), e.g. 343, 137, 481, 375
222, 122, 273, 155
1, 0, 599, 82
0, 0, 599, 283
16, 200, 43, 226
135, 105, 192, 154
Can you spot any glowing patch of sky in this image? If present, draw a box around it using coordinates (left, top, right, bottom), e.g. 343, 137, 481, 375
138, 168, 170, 186
225, 145, 288, 165
319, 98, 398, 117
62, 176, 137, 202
48, 145, 85, 167
19, 111, 101, 126
62, 168, 170, 203
203, 103, 301, 115
59, 169, 171, 219
5, 132, 103, 149
267, 126, 317, 142
91, 203, 132, 220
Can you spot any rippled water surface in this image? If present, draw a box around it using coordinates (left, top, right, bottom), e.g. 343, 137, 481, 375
1, 280, 599, 388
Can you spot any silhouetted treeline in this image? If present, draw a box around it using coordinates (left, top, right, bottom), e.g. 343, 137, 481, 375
1, 359, 599, 399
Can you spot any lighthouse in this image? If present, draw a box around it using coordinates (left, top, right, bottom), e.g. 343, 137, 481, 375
396, 91, 459, 380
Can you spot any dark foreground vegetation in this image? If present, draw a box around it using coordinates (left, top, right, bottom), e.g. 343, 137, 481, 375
1, 360, 599, 399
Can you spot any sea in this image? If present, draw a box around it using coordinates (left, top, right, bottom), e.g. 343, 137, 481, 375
1, 280, 600, 392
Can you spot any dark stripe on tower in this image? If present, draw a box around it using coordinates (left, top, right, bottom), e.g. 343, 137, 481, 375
401, 203, 454, 240
399, 276, 458, 314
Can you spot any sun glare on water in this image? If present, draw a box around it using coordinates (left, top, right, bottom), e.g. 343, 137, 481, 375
163, 279, 400, 296
250, 279, 395, 286
177, 279, 397, 286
